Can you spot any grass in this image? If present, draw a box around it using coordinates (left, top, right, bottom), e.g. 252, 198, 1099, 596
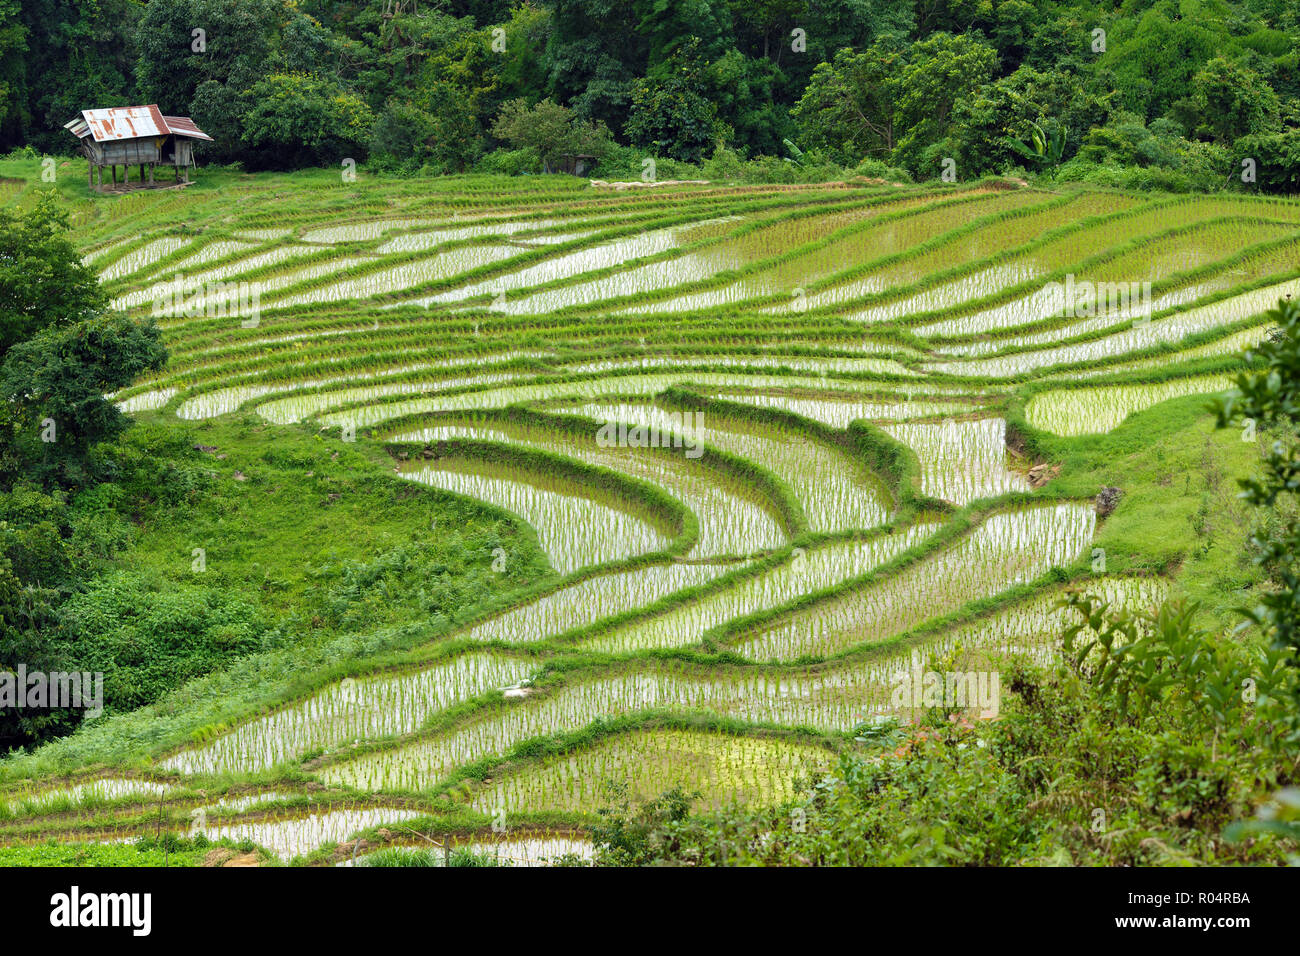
113, 415, 549, 624
0, 837, 210, 867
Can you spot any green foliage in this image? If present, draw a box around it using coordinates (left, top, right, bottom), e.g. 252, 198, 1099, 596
0, 0, 1293, 191
360, 846, 509, 866
950, 67, 1105, 178
892, 32, 999, 175
492, 97, 613, 171
1004, 119, 1069, 179
1171, 56, 1282, 145
55, 571, 271, 714
1234, 129, 1300, 193
0, 314, 167, 488
0, 835, 209, 867
589, 783, 696, 865
589, 602, 1297, 865
1215, 298, 1300, 687
791, 42, 907, 166
0, 195, 104, 358
240, 73, 375, 170
624, 41, 726, 163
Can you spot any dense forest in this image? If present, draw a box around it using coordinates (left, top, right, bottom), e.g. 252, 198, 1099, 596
2, 0, 1299, 190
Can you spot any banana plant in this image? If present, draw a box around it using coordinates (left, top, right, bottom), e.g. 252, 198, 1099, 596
1005, 120, 1068, 179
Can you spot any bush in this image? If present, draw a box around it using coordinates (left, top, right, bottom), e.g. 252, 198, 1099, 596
1234, 129, 1300, 193
1056, 159, 1199, 193
474, 147, 543, 176
853, 157, 913, 182
492, 98, 613, 174
56, 571, 272, 715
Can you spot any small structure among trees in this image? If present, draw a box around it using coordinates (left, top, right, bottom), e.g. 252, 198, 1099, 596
64, 105, 213, 191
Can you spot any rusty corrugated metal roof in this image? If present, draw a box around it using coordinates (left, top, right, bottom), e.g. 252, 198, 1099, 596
160, 114, 214, 142
63, 105, 212, 142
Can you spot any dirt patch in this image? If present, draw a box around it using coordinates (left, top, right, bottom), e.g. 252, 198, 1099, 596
589, 179, 710, 189
1027, 463, 1061, 488
203, 847, 260, 867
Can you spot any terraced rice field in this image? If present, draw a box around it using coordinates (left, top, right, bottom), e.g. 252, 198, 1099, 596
6, 176, 1289, 864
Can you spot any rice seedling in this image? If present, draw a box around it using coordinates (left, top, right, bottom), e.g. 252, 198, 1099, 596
880, 418, 1029, 504
164, 651, 534, 776
402, 458, 673, 574
1025, 375, 1236, 435
2, 779, 170, 818
581, 522, 939, 654
710, 390, 981, 428
551, 400, 892, 530
926, 277, 1300, 378
314, 371, 968, 428
394, 419, 787, 558
319, 574, 1166, 794
197, 807, 423, 862
732, 503, 1096, 661
114, 388, 178, 414
457, 561, 741, 644
300, 219, 442, 243
1057, 324, 1276, 380
348, 835, 594, 867
33, 178, 1289, 831
468, 729, 831, 815
98, 237, 194, 282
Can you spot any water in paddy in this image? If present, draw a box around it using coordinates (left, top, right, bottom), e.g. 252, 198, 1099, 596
468, 728, 832, 814
629, 189, 1045, 314
163, 651, 533, 776
1025, 375, 1236, 436
454, 560, 743, 644
710, 389, 983, 428
318, 574, 1165, 794
313, 371, 975, 429
402, 456, 675, 574
926, 276, 1300, 378
880, 418, 1029, 504
548, 400, 893, 531
579, 522, 940, 654
197, 807, 423, 862
395, 419, 787, 558
732, 502, 1096, 661
776, 191, 1135, 312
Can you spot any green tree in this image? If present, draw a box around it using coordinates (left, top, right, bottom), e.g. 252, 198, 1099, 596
239, 72, 375, 169
1235, 129, 1300, 193
791, 41, 908, 165
950, 66, 1106, 177
1100, 2, 1228, 119
492, 96, 612, 171
624, 41, 725, 162
893, 31, 998, 174
0, 196, 105, 360
136, 0, 280, 116
0, 314, 167, 489
1171, 57, 1282, 145
3, 0, 137, 153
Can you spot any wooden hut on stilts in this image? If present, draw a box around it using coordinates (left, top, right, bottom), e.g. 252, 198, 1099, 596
64, 105, 213, 192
